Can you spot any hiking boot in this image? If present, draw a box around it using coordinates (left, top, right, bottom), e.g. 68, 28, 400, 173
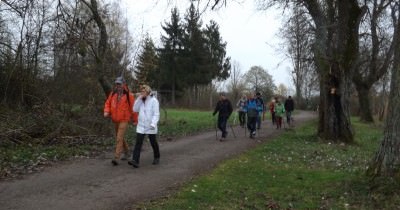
152, 158, 160, 165
222, 131, 228, 138
128, 160, 139, 168
111, 159, 119, 166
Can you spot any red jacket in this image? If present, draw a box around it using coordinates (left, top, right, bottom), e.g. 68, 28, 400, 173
104, 85, 138, 124
269, 102, 275, 113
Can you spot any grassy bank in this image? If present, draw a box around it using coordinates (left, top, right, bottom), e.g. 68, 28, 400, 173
136, 120, 400, 209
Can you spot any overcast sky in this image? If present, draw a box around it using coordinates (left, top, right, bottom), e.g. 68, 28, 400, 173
119, 0, 292, 88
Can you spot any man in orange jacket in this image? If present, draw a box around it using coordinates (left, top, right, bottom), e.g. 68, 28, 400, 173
104, 76, 138, 165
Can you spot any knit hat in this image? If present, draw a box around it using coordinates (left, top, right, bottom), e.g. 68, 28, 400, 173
114, 76, 125, 84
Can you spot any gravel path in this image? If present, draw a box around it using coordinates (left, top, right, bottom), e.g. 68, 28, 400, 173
0, 111, 316, 210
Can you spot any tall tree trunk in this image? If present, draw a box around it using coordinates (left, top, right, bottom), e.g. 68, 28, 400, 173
307, 0, 365, 143
368, 64, 400, 176
318, 64, 354, 143
368, 3, 400, 177
355, 84, 374, 122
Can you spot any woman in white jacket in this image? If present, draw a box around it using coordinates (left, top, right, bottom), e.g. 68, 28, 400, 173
128, 85, 160, 168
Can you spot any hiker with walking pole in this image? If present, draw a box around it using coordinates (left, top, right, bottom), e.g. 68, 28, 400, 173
245, 93, 258, 139
255, 92, 265, 130
212, 92, 233, 142
236, 94, 247, 128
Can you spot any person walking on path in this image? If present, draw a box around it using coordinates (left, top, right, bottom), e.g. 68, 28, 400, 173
274, 98, 285, 129
236, 94, 247, 127
104, 76, 138, 166
245, 93, 258, 138
213, 92, 233, 141
284, 96, 295, 125
255, 92, 265, 130
269, 98, 276, 125
128, 85, 160, 168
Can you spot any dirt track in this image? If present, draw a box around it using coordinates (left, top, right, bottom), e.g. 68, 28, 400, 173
0, 111, 316, 210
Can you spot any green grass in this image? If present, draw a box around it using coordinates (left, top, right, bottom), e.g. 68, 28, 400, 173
136, 119, 400, 209
158, 108, 217, 138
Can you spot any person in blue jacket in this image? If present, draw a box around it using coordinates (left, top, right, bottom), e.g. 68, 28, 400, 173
245, 93, 258, 138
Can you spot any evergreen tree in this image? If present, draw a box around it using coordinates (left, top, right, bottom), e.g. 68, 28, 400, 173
182, 3, 209, 86
204, 20, 230, 81
159, 7, 185, 105
134, 35, 159, 89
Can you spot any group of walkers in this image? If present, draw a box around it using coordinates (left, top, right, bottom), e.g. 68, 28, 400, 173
213, 91, 295, 140
103, 75, 295, 167
103, 77, 160, 168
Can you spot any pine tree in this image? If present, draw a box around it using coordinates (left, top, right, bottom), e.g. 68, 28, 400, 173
204, 20, 230, 81
134, 35, 159, 89
159, 7, 185, 105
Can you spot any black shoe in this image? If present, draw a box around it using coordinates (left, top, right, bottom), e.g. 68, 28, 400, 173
111, 159, 119, 166
152, 158, 160, 165
223, 131, 228, 138
128, 160, 139, 168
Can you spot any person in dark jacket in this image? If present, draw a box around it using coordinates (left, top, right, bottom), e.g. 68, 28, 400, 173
213, 92, 233, 141
284, 96, 295, 125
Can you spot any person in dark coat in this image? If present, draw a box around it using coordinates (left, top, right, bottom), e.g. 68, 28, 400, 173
213, 92, 233, 141
284, 96, 295, 125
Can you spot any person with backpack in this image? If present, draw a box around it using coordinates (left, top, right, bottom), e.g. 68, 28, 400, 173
255, 92, 265, 129
274, 98, 285, 129
213, 92, 233, 141
104, 76, 138, 166
245, 93, 258, 138
236, 94, 247, 127
269, 98, 276, 125
284, 96, 295, 125
128, 85, 161, 168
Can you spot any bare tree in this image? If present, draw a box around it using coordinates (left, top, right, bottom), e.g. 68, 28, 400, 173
353, 0, 395, 123
368, 2, 400, 177
226, 60, 245, 103
243, 65, 276, 100
281, 6, 316, 108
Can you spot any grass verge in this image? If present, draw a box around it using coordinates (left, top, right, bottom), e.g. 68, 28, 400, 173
136, 119, 400, 209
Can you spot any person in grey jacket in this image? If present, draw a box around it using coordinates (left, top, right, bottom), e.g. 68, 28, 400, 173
128, 85, 160, 168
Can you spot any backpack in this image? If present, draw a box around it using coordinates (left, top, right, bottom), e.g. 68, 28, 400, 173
247, 99, 258, 118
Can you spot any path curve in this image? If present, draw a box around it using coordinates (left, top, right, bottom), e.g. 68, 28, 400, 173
0, 111, 316, 210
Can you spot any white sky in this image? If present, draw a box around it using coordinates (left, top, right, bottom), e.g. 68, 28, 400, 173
119, 0, 293, 87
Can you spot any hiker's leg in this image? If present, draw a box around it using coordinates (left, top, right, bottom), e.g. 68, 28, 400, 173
114, 122, 128, 160
271, 112, 276, 125
249, 117, 256, 133
256, 115, 261, 129
148, 134, 160, 159
132, 133, 145, 163
221, 116, 228, 137
217, 116, 223, 132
